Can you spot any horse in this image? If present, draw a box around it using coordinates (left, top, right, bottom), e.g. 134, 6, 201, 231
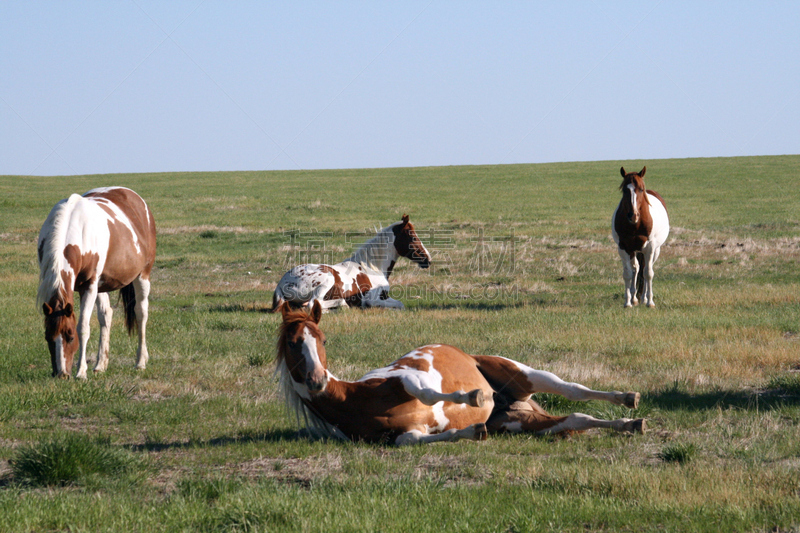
36, 187, 157, 379
272, 215, 431, 311
275, 301, 646, 445
612, 166, 670, 308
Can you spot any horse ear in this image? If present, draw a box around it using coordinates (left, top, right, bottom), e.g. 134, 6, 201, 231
401, 214, 410, 226
310, 300, 323, 324
64, 303, 73, 316
43, 303, 53, 316
620, 167, 626, 178
639, 166, 646, 177
279, 301, 292, 320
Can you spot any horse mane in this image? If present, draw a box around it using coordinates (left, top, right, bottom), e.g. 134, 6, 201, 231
347, 222, 397, 271
36, 194, 82, 310
275, 307, 350, 441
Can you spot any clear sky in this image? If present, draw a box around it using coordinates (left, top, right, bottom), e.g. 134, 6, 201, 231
1, 1, 798, 176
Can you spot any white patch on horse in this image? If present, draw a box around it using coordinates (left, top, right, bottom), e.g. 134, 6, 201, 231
90, 195, 142, 255
54, 337, 66, 375
627, 183, 637, 216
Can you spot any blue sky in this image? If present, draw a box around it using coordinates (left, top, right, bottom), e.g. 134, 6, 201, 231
1, 1, 798, 176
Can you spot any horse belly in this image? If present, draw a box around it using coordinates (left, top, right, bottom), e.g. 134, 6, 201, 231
647, 195, 670, 248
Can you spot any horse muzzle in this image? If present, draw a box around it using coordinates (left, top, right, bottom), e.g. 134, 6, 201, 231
305, 370, 328, 394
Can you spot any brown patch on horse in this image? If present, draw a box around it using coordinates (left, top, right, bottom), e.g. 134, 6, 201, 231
85, 188, 157, 281
485, 398, 571, 434
63, 244, 100, 293
615, 167, 654, 255
42, 299, 78, 377
472, 354, 538, 401
392, 215, 430, 268
318, 265, 372, 307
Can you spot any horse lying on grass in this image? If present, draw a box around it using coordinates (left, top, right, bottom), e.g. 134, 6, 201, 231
272, 215, 431, 311
276, 301, 645, 445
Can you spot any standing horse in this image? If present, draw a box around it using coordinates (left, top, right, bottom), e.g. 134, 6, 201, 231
275, 302, 645, 445
612, 166, 670, 308
37, 187, 156, 379
272, 215, 431, 311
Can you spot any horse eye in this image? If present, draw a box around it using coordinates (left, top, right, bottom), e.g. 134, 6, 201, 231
65, 334, 74, 343
322, 339, 327, 346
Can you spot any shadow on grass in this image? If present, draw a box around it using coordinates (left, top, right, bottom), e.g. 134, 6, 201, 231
645, 384, 800, 412
209, 303, 274, 314
411, 299, 532, 312
129, 429, 305, 453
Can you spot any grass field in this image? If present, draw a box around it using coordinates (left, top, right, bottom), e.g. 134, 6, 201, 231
1, 156, 799, 532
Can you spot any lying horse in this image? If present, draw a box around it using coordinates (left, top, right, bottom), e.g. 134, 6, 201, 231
275, 301, 645, 445
272, 215, 430, 311
612, 166, 670, 308
37, 187, 156, 379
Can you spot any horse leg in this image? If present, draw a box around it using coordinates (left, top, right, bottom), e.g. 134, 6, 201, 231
474, 355, 640, 408
536, 413, 646, 435
487, 399, 645, 436
362, 287, 404, 309
133, 277, 150, 369
394, 423, 488, 446
617, 248, 636, 307
399, 375, 486, 408
76, 285, 99, 380
643, 245, 660, 308
93, 292, 112, 373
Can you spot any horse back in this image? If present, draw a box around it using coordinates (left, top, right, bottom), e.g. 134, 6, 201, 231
646, 190, 667, 214
83, 187, 157, 289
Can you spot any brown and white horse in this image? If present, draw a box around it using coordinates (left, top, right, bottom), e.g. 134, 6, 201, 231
275, 302, 645, 445
272, 215, 431, 311
37, 187, 156, 379
612, 167, 670, 308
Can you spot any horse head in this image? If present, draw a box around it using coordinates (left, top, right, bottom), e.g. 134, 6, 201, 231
619, 166, 650, 225
42, 299, 78, 378
392, 214, 431, 269
277, 300, 329, 394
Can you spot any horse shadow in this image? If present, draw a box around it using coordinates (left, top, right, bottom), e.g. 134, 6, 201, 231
208, 303, 273, 314
129, 429, 305, 453
644, 385, 800, 412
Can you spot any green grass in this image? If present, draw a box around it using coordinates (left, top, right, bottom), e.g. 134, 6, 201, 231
1, 155, 799, 532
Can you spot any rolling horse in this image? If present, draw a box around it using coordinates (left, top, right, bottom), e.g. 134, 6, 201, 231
275, 302, 645, 445
612, 166, 670, 308
36, 187, 156, 379
272, 215, 431, 311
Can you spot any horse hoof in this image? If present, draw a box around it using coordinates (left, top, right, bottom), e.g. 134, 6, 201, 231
57, 373, 70, 380
468, 389, 484, 408
623, 392, 640, 409
473, 423, 488, 441
626, 418, 646, 434
647, 302, 656, 308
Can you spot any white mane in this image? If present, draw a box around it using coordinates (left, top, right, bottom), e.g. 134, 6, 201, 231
346, 223, 398, 273
275, 359, 350, 441
36, 194, 82, 310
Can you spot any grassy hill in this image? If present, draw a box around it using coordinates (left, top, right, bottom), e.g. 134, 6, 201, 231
1, 155, 799, 531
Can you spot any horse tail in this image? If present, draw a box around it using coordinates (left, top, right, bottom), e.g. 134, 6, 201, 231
270, 288, 285, 313
120, 283, 138, 335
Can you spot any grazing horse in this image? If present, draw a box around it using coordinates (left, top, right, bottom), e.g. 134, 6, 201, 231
36, 187, 157, 379
272, 215, 431, 311
275, 302, 645, 445
612, 166, 670, 308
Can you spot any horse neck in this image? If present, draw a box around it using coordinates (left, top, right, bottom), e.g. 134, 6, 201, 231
275, 358, 351, 441
37, 195, 82, 309
347, 226, 398, 277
